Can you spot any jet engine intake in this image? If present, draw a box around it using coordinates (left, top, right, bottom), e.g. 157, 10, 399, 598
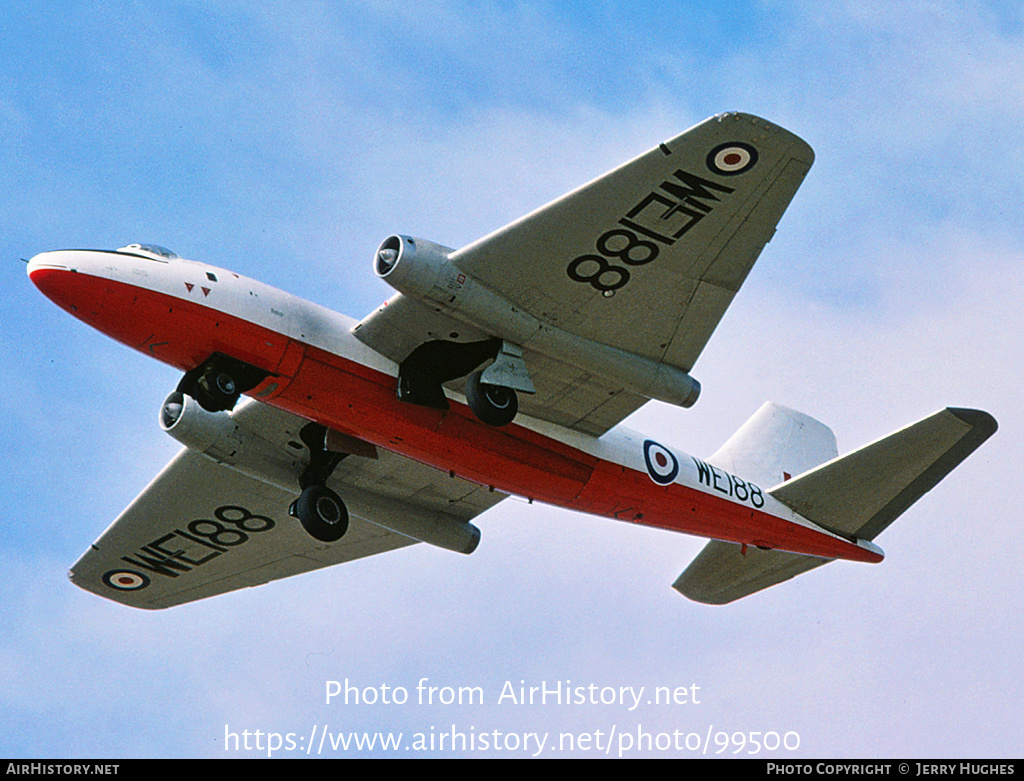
159, 391, 302, 491
374, 235, 456, 301
160, 390, 242, 461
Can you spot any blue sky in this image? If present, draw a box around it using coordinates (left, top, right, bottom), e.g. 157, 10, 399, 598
3, 0, 1023, 758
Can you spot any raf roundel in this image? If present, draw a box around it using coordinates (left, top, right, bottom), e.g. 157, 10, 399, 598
102, 569, 150, 591
643, 440, 679, 485
706, 142, 758, 176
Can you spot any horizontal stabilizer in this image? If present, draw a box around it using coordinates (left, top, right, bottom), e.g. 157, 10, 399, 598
675, 407, 996, 604
769, 407, 997, 541
674, 542, 830, 605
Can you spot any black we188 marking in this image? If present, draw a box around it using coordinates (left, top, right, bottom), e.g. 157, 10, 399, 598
565, 154, 753, 294
691, 457, 765, 509
101, 505, 275, 592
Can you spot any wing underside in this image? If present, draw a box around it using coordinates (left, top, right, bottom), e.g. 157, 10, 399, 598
353, 294, 649, 436
354, 112, 815, 435
70, 400, 504, 609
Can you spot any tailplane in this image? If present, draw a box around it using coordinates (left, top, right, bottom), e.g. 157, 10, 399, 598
675, 406, 997, 604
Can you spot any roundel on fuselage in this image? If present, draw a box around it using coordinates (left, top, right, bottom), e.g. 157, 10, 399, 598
643, 440, 679, 485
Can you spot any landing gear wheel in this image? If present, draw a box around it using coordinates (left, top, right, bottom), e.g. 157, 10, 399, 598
465, 370, 518, 427
178, 353, 270, 413
294, 485, 349, 542
195, 366, 239, 412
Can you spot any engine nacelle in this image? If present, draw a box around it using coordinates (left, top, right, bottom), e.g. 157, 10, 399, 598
161, 390, 483, 553
372, 235, 701, 409
343, 490, 482, 555
159, 391, 301, 491
374, 235, 457, 302
160, 390, 242, 461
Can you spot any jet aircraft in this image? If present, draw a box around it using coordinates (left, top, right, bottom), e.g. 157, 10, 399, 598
26, 112, 996, 607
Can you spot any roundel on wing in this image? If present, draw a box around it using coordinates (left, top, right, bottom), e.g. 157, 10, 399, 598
706, 142, 758, 176
643, 440, 679, 485
102, 569, 150, 591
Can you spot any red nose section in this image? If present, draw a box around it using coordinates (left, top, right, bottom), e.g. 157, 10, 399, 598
27, 263, 82, 316
27, 256, 152, 350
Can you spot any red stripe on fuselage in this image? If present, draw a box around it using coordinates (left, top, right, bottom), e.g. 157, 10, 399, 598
30, 266, 882, 564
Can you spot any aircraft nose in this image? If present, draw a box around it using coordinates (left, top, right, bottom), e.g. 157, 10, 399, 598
26, 252, 72, 299
26, 251, 67, 280
25, 250, 101, 314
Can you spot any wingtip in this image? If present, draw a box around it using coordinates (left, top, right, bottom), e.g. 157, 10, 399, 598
946, 407, 998, 439
671, 572, 735, 605
711, 112, 815, 166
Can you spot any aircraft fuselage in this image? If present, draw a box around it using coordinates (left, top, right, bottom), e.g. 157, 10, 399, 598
27, 246, 883, 564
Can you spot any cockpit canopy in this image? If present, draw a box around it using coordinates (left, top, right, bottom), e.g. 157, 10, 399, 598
117, 243, 179, 260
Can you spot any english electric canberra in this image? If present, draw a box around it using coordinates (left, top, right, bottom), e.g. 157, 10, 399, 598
27, 113, 996, 607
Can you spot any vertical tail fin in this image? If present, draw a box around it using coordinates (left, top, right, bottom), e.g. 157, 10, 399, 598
705, 402, 838, 487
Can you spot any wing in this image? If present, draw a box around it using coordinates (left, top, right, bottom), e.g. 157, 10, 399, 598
354, 112, 814, 435
70, 400, 504, 609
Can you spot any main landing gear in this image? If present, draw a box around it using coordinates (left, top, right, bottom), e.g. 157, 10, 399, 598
288, 422, 349, 543
177, 356, 351, 544
396, 338, 532, 428
465, 370, 518, 427
291, 484, 348, 543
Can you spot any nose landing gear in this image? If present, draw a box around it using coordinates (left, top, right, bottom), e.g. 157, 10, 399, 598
178, 353, 270, 412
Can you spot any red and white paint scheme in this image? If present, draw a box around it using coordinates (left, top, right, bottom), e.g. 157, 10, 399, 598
28, 113, 996, 608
